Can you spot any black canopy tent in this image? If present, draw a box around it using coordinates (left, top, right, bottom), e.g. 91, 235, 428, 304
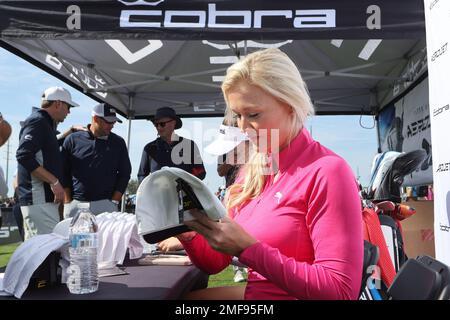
0, 0, 426, 120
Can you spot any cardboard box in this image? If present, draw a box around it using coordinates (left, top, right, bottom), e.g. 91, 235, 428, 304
401, 199, 435, 259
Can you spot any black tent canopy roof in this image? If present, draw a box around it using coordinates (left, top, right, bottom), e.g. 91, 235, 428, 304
0, 0, 426, 118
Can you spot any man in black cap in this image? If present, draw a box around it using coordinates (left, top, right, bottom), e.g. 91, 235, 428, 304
138, 106, 206, 184
61, 103, 132, 218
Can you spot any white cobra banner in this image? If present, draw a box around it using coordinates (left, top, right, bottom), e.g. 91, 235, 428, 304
424, 0, 450, 265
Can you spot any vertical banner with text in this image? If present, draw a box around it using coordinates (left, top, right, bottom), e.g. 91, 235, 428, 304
424, 0, 450, 265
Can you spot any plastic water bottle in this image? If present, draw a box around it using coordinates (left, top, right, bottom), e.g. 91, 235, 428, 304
66, 205, 99, 294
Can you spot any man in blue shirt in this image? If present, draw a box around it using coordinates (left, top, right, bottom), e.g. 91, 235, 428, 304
62, 103, 132, 218
16, 86, 79, 240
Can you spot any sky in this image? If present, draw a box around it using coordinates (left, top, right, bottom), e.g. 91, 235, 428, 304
0, 47, 378, 198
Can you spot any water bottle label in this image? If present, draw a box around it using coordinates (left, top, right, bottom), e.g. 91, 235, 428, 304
70, 233, 97, 249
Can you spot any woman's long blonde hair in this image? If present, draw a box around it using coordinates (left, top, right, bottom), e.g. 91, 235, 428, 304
222, 48, 314, 210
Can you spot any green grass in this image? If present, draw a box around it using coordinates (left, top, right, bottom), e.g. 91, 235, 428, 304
207, 266, 247, 288
0, 242, 21, 268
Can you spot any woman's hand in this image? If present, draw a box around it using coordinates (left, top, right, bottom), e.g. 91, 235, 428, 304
158, 237, 184, 252
184, 209, 257, 257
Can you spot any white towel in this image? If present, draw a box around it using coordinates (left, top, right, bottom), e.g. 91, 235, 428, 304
0, 233, 69, 298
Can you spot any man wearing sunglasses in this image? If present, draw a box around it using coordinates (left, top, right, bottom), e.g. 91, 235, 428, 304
16, 86, 79, 240
61, 103, 132, 218
138, 107, 206, 184
138, 107, 206, 253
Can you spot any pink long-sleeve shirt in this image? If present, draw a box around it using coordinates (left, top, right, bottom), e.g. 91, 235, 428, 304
182, 128, 363, 300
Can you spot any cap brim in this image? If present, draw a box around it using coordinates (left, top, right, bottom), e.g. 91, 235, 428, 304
103, 116, 123, 123
205, 139, 241, 156
68, 101, 80, 108
142, 225, 192, 244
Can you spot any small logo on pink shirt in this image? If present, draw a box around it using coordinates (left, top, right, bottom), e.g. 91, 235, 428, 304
275, 192, 283, 204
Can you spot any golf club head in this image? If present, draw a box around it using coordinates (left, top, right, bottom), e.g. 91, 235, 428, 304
373, 149, 427, 203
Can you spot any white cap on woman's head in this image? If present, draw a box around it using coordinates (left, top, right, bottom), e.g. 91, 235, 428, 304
204, 125, 249, 156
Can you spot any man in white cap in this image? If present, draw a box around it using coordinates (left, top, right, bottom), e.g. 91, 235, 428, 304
16, 86, 79, 240
61, 103, 131, 218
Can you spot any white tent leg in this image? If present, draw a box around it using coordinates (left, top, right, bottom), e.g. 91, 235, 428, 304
121, 94, 134, 213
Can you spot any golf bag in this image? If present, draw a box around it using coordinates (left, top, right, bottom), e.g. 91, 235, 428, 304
359, 149, 427, 300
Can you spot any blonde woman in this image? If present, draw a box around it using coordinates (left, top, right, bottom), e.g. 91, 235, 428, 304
178, 48, 363, 300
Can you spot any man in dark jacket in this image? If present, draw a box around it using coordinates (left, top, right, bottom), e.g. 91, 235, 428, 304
16, 86, 79, 239
138, 107, 206, 254
138, 107, 206, 184
62, 103, 132, 218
